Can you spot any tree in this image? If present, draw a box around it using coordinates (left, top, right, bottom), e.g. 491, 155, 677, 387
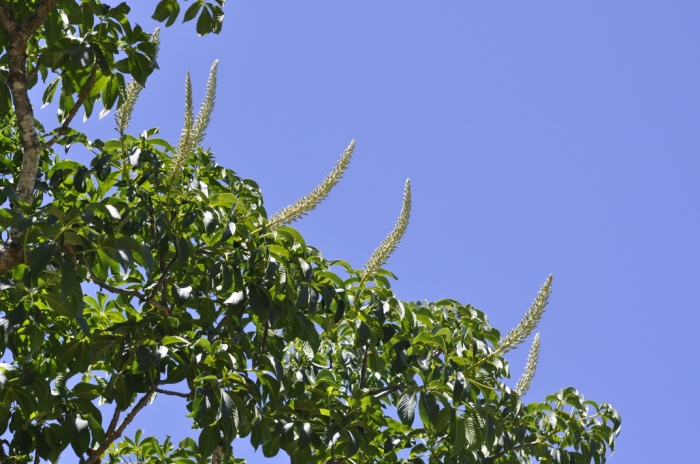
0, 2, 621, 463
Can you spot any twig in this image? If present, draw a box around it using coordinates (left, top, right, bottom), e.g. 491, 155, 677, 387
41, 66, 97, 151
366, 384, 402, 398
147, 366, 191, 398
155, 388, 191, 399
148, 237, 179, 302
215, 314, 232, 332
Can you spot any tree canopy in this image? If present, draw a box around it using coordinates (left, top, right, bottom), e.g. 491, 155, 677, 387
0, 2, 620, 463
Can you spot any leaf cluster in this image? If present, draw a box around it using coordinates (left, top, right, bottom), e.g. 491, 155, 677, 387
0, 118, 620, 463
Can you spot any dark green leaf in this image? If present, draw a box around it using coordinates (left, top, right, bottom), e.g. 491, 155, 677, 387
323, 423, 341, 446
198, 425, 220, 457
29, 244, 56, 282
299, 422, 313, 447
69, 414, 90, 457
68, 42, 95, 68
418, 392, 439, 427
42, 77, 61, 107
183, 1, 203, 23
196, 7, 214, 35
398, 393, 416, 426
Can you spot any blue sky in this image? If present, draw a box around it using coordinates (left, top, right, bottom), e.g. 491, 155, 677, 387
36, 1, 700, 462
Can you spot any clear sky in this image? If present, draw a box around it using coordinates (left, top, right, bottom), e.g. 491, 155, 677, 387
36, 1, 700, 462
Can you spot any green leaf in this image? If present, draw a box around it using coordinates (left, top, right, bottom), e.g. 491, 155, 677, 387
397, 393, 416, 426
116, 236, 154, 277
209, 193, 237, 208
42, 76, 61, 107
345, 429, 360, 457
298, 422, 313, 447
58, 257, 77, 301
68, 42, 95, 68
418, 392, 439, 427
198, 425, 219, 457
85, 414, 106, 445
29, 244, 56, 282
101, 75, 121, 113
193, 337, 212, 353
220, 390, 235, 420
74, 166, 89, 192
114, 375, 133, 410
323, 423, 341, 446
464, 409, 481, 448
262, 436, 280, 457
161, 336, 189, 346
69, 414, 91, 457
551, 448, 562, 464
451, 416, 467, 456
183, 1, 203, 23
196, 7, 214, 35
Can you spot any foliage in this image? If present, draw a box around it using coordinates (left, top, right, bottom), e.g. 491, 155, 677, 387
0, 0, 222, 137
0, 104, 621, 463
0, 1, 621, 464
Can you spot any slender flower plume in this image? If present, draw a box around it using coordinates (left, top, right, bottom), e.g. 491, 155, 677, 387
497, 275, 552, 356
115, 79, 140, 135
171, 61, 218, 184
515, 332, 541, 396
172, 71, 194, 180
115, 28, 160, 134
190, 60, 218, 149
268, 140, 355, 228
361, 179, 412, 283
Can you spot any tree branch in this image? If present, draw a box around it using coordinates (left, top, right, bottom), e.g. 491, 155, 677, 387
21, 0, 60, 40
215, 313, 232, 332
0, 4, 16, 35
41, 66, 97, 151
147, 237, 179, 302
147, 369, 191, 399
86, 390, 155, 464
105, 406, 122, 438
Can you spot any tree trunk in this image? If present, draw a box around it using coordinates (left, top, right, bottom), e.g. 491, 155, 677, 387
0, 1, 59, 274
7, 34, 42, 205
212, 445, 222, 464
